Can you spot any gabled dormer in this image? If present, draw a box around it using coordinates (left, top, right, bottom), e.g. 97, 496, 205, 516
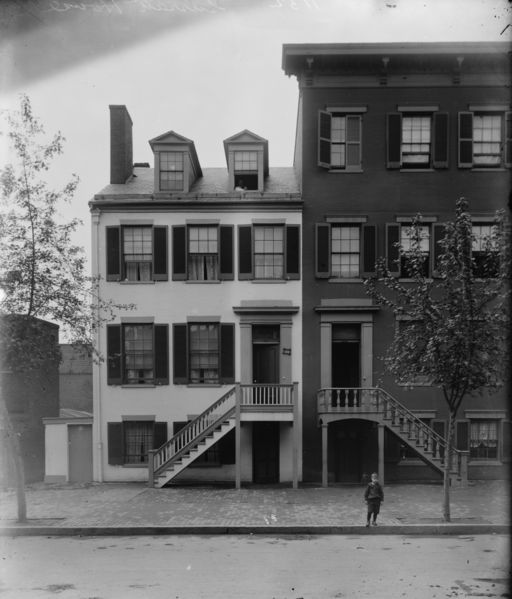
223, 130, 269, 192
149, 131, 202, 194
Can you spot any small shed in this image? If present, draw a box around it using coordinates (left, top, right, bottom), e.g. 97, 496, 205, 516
43, 409, 93, 483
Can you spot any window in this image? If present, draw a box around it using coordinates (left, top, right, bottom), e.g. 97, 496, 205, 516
331, 225, 360, 278
318, 111, 362, 170
254, 226, 284, 280
238, 224, 300, 281
234, 151, 258, 190
387, 111, 448, 169
173, 322, 235, 385
160, 152, 184, 191
470, 420, 498, 460
123, 227, 153, 281
106, 225, 168, 282
400, 224, 430, 277
172, 225, 233, 281
188, 226, 219, 281
106, 323, 169, 385
472, 224, 499, 277
107, 420, 167, 466
459, 110, 512, 169
315, 223, 376, 279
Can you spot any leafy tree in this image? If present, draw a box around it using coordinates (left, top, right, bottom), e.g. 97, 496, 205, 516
0, 95, 133, 521
364, 198, 509, 522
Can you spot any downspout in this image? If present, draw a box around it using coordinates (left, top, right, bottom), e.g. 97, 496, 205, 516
91, 208, 104, 482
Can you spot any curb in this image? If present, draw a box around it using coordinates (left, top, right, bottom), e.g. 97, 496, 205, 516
0, 524, 508, 537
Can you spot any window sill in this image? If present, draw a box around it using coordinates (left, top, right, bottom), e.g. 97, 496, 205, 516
185, 280, 222, 284
121, 384, 156, 389
470, 168, 508, 172
251, 279, 288, 284
120, 281, 156, 285
328, 277, 363, 283
186, 384, 223, 388
399, 168, 435, 173
398, 278, 434, 283
122, 463, 148, 468
327, 168, 363, 174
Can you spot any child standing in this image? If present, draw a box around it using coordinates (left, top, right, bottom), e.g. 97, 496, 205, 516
364, 472, 384, 526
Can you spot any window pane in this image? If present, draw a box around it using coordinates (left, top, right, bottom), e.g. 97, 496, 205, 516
123, 227, 153, 281
234, 151, 258, 171
189, 324, 219, 383
187, 226, 219, 281
331, 226, 360, 278
124, 421, 153, 464
473, 114, 502, 165
124, 325, 154, 384
470, 420, 498, 459
402, 116, 431, 165
160, 152, 184, 190
253, 226, 284, 279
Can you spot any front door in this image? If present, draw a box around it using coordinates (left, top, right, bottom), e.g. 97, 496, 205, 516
68, 424, 93, 483
252, 325, 280, 385
252, 422, 279, 483
332, 324, 360, 407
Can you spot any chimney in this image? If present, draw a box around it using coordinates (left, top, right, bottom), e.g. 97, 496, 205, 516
109, 105, 133, 184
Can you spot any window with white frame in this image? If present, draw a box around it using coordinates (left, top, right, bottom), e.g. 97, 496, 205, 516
459, 110, 512, 169
124, 421, 154, 464
400, 224, 431, 277
188, 226, 219, 281
473, 114, 502, 166
234, 151, 258, 190
470, 420, 498, 460
254, 226, 284, 280
401, 115, 432, 167
318, 111, 362, 170
160, 151, 184, 191
472, 224, 499, 278
123, 226, 153, 281
124, 324, 154, 385
189, 323, 220, 384
331, 225, 360, 278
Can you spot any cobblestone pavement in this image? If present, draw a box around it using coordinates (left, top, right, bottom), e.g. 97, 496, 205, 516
0, 480, 508, 529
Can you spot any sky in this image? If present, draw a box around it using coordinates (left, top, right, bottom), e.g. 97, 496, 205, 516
0, 0, 510, 263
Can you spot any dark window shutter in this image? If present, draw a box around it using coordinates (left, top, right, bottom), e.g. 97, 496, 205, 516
107, 422, 124, 465
285, 225, 300, 279
458, 112, 474, 168
106, 227, 121, 281
362, 224, 377, 276
315, 223, 331, 278
154, 324, 169, 385
107, 324, 122, 385
220, 323, 235, 384
387, 113, 402, 169
153, 226, 168, 281
318, 110, 332, 168
153, 422, 168, 449
346, 114, 362, 169
432, 223, 445, 277
173, 324, 188, 384
502, 420, 511, 462
238, 225, 253, 280
172, 226, 186, 280
505, 112, 512, 168
432, 420, 446, 460
385, 224, 400, 275
433, 112, 449, 168
219, 225, 234, 280
456, 420, 470, 451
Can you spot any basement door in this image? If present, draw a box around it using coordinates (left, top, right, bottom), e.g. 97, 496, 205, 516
68, 424, 93, 483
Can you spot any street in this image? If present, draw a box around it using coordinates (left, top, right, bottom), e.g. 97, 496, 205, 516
0, 534, 509, 598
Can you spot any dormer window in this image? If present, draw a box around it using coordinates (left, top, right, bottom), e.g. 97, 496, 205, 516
160, 152, 184, 191
234, 151, 258, 190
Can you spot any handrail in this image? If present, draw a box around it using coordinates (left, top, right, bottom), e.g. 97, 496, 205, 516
317, 386, 462, 470
240, 384, 294, 406
152, 385, 237, 474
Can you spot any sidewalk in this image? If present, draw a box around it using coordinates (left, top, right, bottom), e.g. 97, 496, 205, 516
0, 480, 509, 536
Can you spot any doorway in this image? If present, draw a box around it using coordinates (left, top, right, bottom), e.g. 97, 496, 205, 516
252, 325, 280, 384
330, 420, 377, 483
332, 324, 360, 407
252, 422, 280, 483
68, 424, 92, 483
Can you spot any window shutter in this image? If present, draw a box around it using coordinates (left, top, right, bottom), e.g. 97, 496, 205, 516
107, 324, 122, 385
502, 420, 511, 462
387, 113, 402, 169
285, 225, 300, 279
154, 324, 169, 385
433, 112, 449, 168
153, 422, 168, 449
315, 223, 331, 278
172, 226, 186, 280
153, 226, 168, 281
219, 225, 234, 280
362, 224, 377, 276
318, 110, 332, 168
456, 420, 470, 451
220, 323, 235, 384
238, 225, 253, 280
432, 420, 446, 460
106, 227, 121, 281
172, 324, 188, 384
385, 224, 400, 275
432, 223, 445, 277
346, 114, 362, 169
505, 111, 512, 168
458, 112, 474, 168
107, 422, 124, 465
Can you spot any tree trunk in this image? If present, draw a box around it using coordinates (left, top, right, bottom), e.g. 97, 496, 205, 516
442, 410, 456, 523
0, 392, 27, 523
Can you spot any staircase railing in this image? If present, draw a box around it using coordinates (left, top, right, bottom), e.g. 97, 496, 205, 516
317, 387, 463, 473
240, 384, 294, 407
151, 385, 237, 478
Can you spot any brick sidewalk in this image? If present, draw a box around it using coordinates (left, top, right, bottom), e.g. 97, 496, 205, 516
0, 480, 508, 532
